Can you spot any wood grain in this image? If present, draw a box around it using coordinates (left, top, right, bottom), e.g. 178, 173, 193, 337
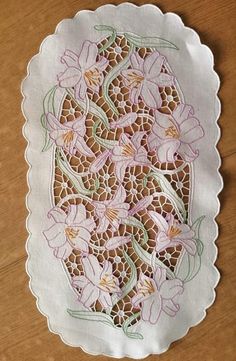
0, 1, 235, 360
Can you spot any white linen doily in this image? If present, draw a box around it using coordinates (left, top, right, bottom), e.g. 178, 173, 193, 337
22, 3, 221, 358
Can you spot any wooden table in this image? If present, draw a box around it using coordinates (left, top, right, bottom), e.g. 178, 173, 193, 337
0, 1, 235, 360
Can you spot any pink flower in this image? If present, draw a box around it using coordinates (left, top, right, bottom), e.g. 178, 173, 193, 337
110, 112, 137, 129
147, 104, 204, 162
72, 254, 121, 309
122, 51, 174, 109
149, 211, 196, 255
43, 205, 96, 259
92, 185, 130, 233
46, 112, 94, 157
132, 267, 184, 324
110, 132, 151, 183
58, 41, 109, 100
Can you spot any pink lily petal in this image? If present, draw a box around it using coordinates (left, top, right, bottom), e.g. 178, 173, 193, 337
99, 291, 113, 308
156, 139, 180, 163
155, 72, 175, 87
66, 204, 86, 225
53, 242, 72, 260
153, 266, 166, 287
140, 80, 162, 109
105, 236, 131, 250
134, 146, 151, 164
177, 238, 197, 256
129, 196, 153, 216
46, 112, 67, 131
176, 223, 195, 239
110, 185, 127, 205
82, 218, 96, 232
74, 135, 94, 157
162, 299, 180, 316
58, 67, 81, 88
48, 207, 67, 223
43, 223, 65, 246
61, 50, 79, 67
110, 217, 120, 232
92, 201, 106, 218
89, 150, 110, 173
74, 77, 87, 100
72, 275, 89, 289
82, 255, 102, 285
141, 294, 162, 324
177, 143, 198, 162
131, 131, 146, 149
72, 237, 89, 254
101, 260, 113, 276
143, 51, 164, 79
96, 216, 110, 233
160, 279, 184, 299
172, 103, 193, 124
110, 112, 137, 129
96, 56, 109, 71
114, 160, 130, 182
149, 211, 169, 233
155, 232, 171, 253
130, 86, 142, 104
147, 132, 160, 151
80, 282, 100, 308
78, 41, 98, 69
72, 115, 86, 135
130, 52, 144, 71
131, 293, 144, 308
179, 119, 204, 143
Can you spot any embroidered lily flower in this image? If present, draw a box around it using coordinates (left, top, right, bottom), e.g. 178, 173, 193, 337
43, 204, 96, 259
58, 41, 109, 100
110, 132, 151, 183
122, 51, 174, 109
147, 104, 204, 163
132, 267, 184, 324
46, 112, 94, 157
92, 185, 130, 233
105, 236, 131, 250
72, 254, 121, 309
149, 211, 196, 255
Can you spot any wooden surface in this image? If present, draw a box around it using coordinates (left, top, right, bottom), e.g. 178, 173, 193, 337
0, 0, 235, 360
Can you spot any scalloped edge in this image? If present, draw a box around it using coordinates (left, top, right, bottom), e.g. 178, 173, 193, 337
21, 3, 222, 358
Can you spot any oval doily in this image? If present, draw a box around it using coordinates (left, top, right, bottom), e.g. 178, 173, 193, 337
22, 3, 221, 358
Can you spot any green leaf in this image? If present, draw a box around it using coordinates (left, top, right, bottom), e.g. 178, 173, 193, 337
144, 171, 186, 221
94, 25, 117, 54
102, 43, 134, 116
124, 32, 179, 50
41, 86, 57, 152
123, 216, 148, 245
92, 120, 118, 149
132, 238, 176, 279
122, 312, 143, 340
112, 251, 137, 305
67, 309, 115, 328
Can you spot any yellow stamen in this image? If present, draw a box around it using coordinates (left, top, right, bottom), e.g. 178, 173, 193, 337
65, 227, 80, 244
99, 273, 117, 292
84, 67, 101, 87
105, 208, 119, 222
121, 143, 135, 157
63, 130, 74, 145
137, 278, 155, 296
127, 71, 144, 88
165, 125, 179, 139
168, 225, 181, 238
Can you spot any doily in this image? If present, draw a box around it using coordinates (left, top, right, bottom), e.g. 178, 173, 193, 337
22, 3, 221, 358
